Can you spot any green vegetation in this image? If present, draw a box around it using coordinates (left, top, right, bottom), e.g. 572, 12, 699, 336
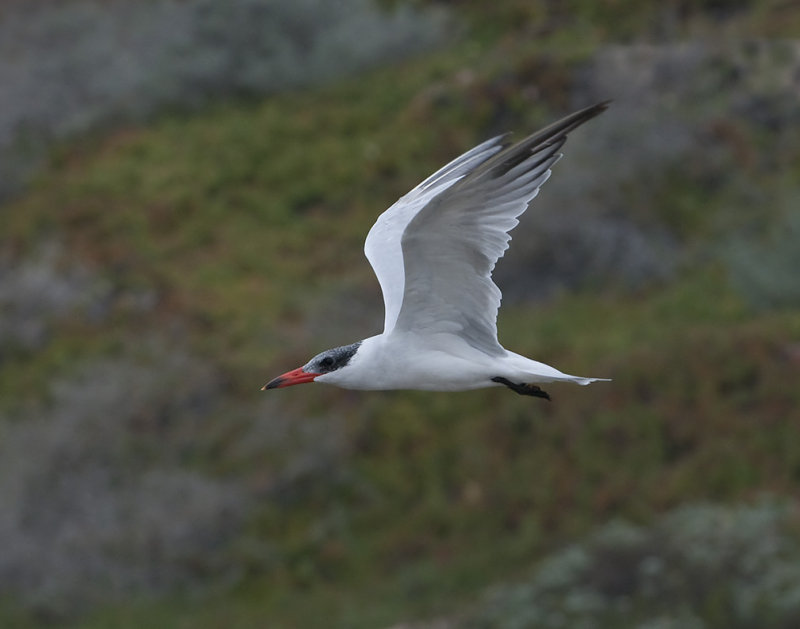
724, 208, 800, 310
1, 1, 799, 627
465, 501, 800, 628
0, 0, 447, 200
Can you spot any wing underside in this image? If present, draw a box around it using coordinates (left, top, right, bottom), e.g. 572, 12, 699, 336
365, 102, 609, 351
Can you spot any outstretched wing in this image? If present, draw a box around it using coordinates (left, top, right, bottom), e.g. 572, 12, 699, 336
364, 133, 507, 333
364, 102, 609, 354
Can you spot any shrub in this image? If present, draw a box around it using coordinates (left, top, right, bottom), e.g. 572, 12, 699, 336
463, 501, 800, 629
0, 353, 244, 617
0, 243, 113, 359
0, 0, 448, 199
723, 208, 800, 310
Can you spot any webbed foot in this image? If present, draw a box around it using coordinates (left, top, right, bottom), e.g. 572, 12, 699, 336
491, 377, 551, 400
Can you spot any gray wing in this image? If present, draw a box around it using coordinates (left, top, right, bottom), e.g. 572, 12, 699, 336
364, 134, 508, 334
390, 102, 609, 355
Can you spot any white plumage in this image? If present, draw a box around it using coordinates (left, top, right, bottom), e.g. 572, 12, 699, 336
264, 102, 610, 399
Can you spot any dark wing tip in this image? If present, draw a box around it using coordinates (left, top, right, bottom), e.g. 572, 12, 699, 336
520, 100, 610, 149
470, 101, 610, 182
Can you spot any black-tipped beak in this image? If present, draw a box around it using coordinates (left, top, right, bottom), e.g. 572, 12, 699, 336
262, 367, 319, 390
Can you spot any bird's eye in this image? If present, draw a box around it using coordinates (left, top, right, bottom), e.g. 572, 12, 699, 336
320, 356, 334, 369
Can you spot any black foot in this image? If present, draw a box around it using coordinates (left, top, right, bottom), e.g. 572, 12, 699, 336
492, 377, 551, 400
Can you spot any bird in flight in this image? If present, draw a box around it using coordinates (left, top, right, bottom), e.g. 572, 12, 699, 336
263, 102, 610, 399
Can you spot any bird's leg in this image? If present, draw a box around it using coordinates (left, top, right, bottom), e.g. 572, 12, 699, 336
491, 377, 551, 400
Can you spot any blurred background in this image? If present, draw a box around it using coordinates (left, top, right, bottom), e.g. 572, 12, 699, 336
1, 1, 799, 627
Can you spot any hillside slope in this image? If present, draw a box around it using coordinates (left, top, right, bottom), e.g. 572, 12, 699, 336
1, 2, 799, 627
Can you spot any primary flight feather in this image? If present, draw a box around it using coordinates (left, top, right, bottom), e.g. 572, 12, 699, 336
264, 102, 611, 399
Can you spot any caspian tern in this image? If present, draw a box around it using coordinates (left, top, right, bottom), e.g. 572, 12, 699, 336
264, 102, 610, 399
